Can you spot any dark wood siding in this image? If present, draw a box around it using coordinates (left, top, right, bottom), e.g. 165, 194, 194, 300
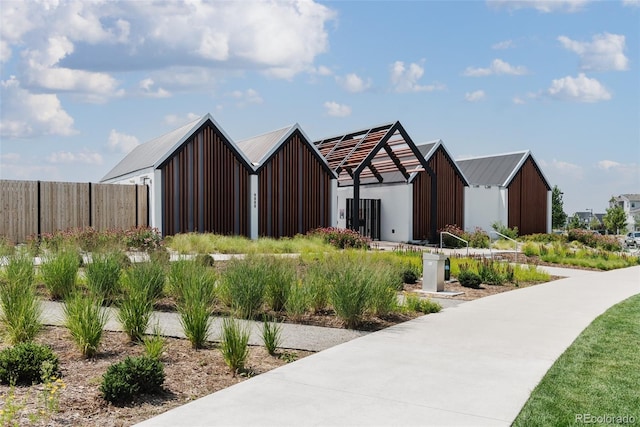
258, 131, 331, 237
412, 147, 465, 241
161, 124, 250, 236
507, 156, 549, 235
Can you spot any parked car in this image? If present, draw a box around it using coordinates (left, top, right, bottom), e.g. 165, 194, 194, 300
624, 231, 640, 247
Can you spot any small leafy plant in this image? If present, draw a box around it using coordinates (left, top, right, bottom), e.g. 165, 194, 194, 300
458, 270, 482, 289
0, 342, 60, 385
100, 356, 165, 405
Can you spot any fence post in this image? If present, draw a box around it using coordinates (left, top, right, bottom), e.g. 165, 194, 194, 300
37, 180, 42, 240
88, 182, 93, 228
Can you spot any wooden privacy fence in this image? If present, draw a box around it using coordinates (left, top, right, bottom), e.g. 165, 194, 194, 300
0, 180, 149, 244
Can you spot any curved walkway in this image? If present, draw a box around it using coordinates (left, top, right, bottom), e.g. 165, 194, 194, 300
135, 265, 640, 427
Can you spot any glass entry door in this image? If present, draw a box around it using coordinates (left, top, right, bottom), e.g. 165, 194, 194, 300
346, 198, 381, 240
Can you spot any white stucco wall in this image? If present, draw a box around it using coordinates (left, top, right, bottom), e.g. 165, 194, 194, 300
336, 183, 412, 242
464, 185, 508, 234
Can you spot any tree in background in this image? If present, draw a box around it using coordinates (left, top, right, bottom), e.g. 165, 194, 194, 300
551, 185, 568, 229
603, 197, 627, 234
567, 214, 585, 230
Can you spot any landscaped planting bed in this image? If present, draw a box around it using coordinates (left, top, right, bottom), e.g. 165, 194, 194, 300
2, 226, 625, 426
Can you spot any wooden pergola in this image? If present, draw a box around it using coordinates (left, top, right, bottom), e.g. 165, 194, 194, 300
315, 121, 438, 240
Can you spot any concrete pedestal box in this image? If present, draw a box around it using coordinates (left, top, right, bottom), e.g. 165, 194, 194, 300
422, 253, 448, 292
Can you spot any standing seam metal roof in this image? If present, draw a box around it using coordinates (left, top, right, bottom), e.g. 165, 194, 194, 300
456, 151, 529, 186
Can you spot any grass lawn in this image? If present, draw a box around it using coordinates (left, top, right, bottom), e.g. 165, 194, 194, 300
513, 294, 640, 426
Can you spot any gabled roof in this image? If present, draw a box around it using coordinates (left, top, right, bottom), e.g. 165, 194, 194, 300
236, 124, 336, 177
456, 150, 549, 188
101, 114, 252, 182
407, 140, 470, 185
313, 121, 430, 186
236, 126, 293, 165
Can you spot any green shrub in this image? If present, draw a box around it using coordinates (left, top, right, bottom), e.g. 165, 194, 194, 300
310, 227, 370, 249
522, 242, 541, 257
221, 256, 267, 319
195, 253, 215, 267
491, 221, 518, 240
468, 227, 490, 248
219, 317, 250, 373
123, 226, 163, 252
477, 259, 508, 285
85, 251, 122, 304
40, 249, 80, 300
439, 224, 467, 248
261, 318, 282, 356
0, 342, 60, 385
63, 294, 108, 358
0, 252, 42, 344
402, 267, 418, 284
100, 356, 165, 405
458, 270, 482, 288
264, 257, 296, 312
404, 293, 442, 314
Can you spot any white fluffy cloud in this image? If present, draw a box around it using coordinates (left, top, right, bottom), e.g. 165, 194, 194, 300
164, 113, 201, 127
324, 101, 352, 117
229, 89, 264, 107
0, 76, 76, 138
465, 90, 486, 102
2, 0, 335, 100
139, 78, 170, 98
487, 0, 590, 13
492, 40, 515, 50
46, 150, 103, 165
463, 59, 528, 77
390, 61, 445, 93
336, 73, 372, 93
597, 160, 621, 171
547, 73, 611, 102
558, 33, 629, 72
540, 158, 585, 180
108, 130, 140, 154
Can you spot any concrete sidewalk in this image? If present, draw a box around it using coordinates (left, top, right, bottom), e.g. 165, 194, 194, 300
39, 300, 369, 352
135, 266, 640, 427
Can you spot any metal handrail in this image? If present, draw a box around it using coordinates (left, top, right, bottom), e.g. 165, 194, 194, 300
440, 232, 469, 257
490, 231, 519, 264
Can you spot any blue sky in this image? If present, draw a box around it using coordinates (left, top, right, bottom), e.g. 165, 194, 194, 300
1, 0, 638, 216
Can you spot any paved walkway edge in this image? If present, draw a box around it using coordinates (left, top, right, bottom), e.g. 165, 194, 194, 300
135, 266, 640, 427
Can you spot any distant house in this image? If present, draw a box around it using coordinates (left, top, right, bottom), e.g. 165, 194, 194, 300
457, 150, 551, 236
236, 125, 336, 238
314, 122, 467, 242
612, 194, 640, 231
101, 114, 336, 238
